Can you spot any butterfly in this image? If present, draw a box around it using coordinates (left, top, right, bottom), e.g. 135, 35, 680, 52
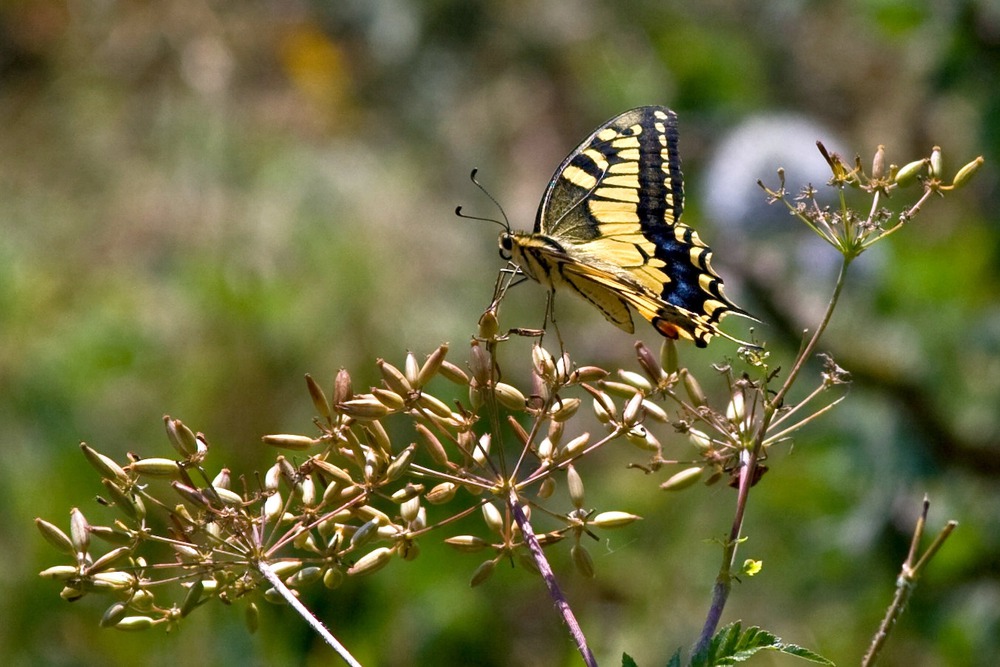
498, 106, 752, 347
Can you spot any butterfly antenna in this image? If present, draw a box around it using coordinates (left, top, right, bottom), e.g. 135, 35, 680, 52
455, 168, 512, 234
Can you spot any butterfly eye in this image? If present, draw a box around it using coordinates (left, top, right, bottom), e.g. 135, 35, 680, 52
498, 234, 513, 260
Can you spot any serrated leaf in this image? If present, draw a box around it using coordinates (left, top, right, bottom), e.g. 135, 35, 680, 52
692, 622, 833, 666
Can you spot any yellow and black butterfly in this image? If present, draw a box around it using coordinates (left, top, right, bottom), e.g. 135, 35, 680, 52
498, 106, 752, 347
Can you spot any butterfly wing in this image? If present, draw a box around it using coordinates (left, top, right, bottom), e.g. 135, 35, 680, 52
531, 106, 748, 347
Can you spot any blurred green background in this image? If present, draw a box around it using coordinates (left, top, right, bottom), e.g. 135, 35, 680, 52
3, 1, 998, 665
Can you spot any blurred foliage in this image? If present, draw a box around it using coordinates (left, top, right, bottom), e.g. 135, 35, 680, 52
3, 0, 998, 665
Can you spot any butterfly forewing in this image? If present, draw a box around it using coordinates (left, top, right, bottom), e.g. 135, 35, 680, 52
505, 106, 750, 347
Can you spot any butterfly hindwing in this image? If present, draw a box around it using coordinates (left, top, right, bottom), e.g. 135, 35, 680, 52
501, 106, 750, 347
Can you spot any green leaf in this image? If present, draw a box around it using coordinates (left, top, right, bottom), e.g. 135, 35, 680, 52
691, 622, 834, 666
621, 652, 639, 667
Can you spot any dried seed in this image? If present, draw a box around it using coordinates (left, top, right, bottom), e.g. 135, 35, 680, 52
444, 535, 489, 552
102, 479, 146, 520
952, 155, 985, 188
681, 369, 706, 407
558, 433, 590, 459
36, 518, 75, 555
39, 565, 80, 580
385, 444, 416, 482
262, 434, 318, 451
618, 369, 653, 393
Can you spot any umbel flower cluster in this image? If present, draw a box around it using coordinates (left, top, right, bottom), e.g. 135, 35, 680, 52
37, 141, 979, 666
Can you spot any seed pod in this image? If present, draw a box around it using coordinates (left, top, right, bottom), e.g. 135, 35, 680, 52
310, 459, 355, 486
425, 482, 458, 504
660, 338, 678, 375
245, 601, 260, 634
262, 434, 318, 451
572, 544, 595, 579
952, 155, 985, 188
532, 344, 556, 382
929, 146, 943, 178
633, 341, 665, 385
444, 535, 490, 552
100, 602, 129, 628
332, 368, 353, 405
127, 458, 181, 478
472, 433, 491, 466
36, 518, 75, 555
681, 369, 707, 407
481, 502, 504, 535
418, 343, 449, 387
469, 340, 492, 387
401, 496, 421, 523
377, 359, 412, 396
591, 511, 642, 529
567, 465, 585, 509
537, 477, 556, 499
163, 417, 199, 458
80, 443, 128, 483
478, 307, 500, 339
323, 567, 344, 589
385, 444, 416, 482
337, 396, 390, 420
70, 507, 90, 555
641, 399, 668, 423
470, 559, 496, 587
622, 392, 644, 427
347, 547, 393, 576
269, 559, 303, 579
893, 158, 926, 186
39, 565, 80, 580
439, 359, 470, 385
416, 392, 453, 419
414, 423, 449, 466
112, 615, 155, 631
305, 374, 332, 422
871, 144, 885, 180
618, 369, 653, 393
91, 571, 136, 591
364, 420, 392, 455
688, 428, 714, 452
102, 479, 146, 520
180, 579, 204, 617
372, 387, 406, 411
558, 433, 590, 459
287, 566, 323, 588
494, 382, 526, 411
550, 397, 581, 422
660, 467, 703, 491
212, 468, 231, 490
264, 492, 283, 521
569, 366, 608, 383
404, 351, 421, 388
87, 546, 132, 575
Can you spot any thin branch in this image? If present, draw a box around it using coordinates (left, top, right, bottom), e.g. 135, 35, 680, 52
508, 493, 597, 667
257, 560, 363, 667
